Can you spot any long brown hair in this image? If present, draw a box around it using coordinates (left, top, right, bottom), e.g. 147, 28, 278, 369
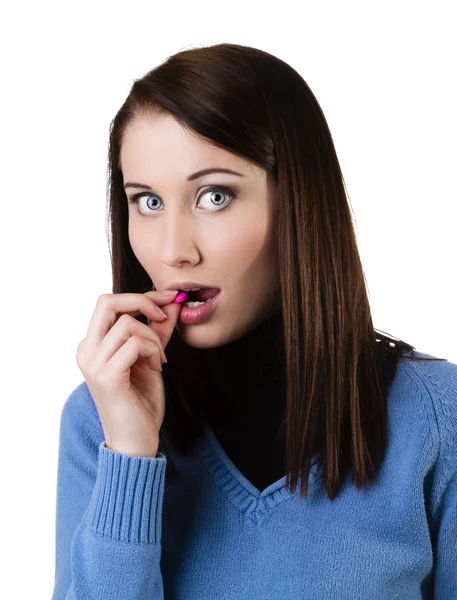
106, 42, 447, 501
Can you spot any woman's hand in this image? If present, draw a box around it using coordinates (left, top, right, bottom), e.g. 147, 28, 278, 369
76, 289, 181, 457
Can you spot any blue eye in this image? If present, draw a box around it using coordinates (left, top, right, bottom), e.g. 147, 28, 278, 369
128, 185, 237, 215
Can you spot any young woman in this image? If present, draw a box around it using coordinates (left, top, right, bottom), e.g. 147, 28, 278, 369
52, 43, 456, 599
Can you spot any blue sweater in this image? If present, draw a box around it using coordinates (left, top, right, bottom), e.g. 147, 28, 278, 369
51, 350, 457, 599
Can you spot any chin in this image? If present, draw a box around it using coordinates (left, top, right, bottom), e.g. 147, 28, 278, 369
175, 321, 219, 349
176, 318, 244, 349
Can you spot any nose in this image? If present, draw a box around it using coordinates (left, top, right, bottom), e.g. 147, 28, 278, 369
158, 211, 201, 267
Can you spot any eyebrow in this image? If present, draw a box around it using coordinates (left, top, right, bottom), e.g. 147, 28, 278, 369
124, 167, 245, 191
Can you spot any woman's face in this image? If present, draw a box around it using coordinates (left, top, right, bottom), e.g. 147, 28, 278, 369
120, 113, 281, 349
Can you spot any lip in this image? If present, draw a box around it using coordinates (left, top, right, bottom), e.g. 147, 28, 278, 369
165, 281, 221, 292
179, 290, 221, 325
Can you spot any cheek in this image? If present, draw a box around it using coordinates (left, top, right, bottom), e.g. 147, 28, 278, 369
128, 224, 153, 266
212, 220, 274, 285
127, 213, 275, 274
216, 220, 268, 260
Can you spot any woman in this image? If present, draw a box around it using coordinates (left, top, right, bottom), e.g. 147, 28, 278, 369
52, 43, 456, 599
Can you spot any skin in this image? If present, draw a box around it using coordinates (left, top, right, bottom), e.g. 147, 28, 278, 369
120, 113, 281, 349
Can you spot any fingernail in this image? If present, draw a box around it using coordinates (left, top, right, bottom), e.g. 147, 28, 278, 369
161, 290, 179, 296
158, 307, 168, 319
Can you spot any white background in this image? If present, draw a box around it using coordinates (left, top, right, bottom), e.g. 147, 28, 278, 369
0, 0, 455, 597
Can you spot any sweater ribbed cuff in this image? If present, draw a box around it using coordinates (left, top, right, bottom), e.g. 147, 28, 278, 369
84, 441, 167, 544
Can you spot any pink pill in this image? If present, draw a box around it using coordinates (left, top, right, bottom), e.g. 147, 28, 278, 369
173, 291, 188, 304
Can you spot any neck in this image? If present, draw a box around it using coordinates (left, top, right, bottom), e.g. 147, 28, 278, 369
190, 307, 287, 430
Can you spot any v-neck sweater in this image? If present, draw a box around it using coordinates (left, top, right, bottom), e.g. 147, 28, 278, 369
187, 306, 288, 493
52, 350, 457, 599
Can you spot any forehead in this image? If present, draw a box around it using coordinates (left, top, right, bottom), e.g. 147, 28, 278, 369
120, 114, 260, 183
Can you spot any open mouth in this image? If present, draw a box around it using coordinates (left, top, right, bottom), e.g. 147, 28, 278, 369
182, 288, 220, 303
178, 288, 221, 324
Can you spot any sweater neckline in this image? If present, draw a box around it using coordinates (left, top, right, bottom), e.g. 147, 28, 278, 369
193, 424, 319, 523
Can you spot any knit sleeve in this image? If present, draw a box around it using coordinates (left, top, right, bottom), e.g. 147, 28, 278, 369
426, 360, 457, 599
51, 383, 167, 600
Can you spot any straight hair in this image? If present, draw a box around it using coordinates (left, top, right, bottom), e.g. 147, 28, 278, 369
106, 42, 447, 501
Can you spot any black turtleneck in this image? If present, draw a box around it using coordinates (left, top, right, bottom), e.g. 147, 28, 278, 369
191, 307, 287, 493
179, 308, 405, 494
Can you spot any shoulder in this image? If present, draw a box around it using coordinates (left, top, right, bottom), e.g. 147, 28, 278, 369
397, 350, 457, 439
394, 350, 457, 498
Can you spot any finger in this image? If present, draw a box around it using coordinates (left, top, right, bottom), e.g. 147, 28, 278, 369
95, 314, 167, 366
85, 293, 171, 348
100, 337, 163, 388
143, 289, 180, 306
144, 296, 184, 351
136, 339, 164, 374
